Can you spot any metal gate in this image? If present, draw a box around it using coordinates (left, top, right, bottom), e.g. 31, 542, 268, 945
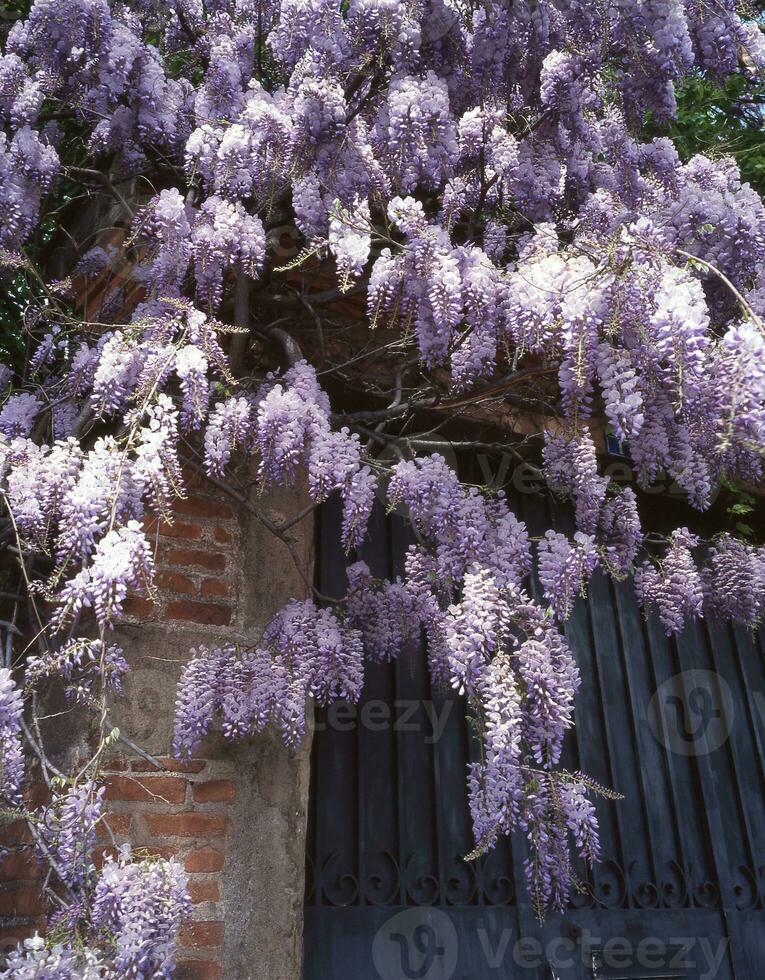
304, 493, 765, 979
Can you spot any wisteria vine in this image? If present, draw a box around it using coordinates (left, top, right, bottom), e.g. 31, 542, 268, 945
0, 0, 764, 967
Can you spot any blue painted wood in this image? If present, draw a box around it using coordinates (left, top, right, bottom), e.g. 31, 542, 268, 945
305, 498, 765, 979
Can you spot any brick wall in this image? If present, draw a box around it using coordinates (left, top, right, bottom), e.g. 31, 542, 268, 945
0, 760, 239, 979
132, 468, 240, 630
101, 755, 234, 980
0, 797, 46, 955
0, 470, 314, 980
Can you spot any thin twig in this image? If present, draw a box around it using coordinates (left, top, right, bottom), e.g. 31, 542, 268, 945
675, 247, 765, 337
67, 167, 135, 221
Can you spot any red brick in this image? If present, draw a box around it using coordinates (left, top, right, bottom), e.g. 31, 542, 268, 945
134, 845, 177, 861
105, 775, 187, 804
122, 596, 158, 619
130, 757, 206, 774
213, 526, 232, 544
145, 518, 203, 541
185, 848, 225, 873
22, 784, 50, 808
143, 515, 159, 534
0, 821, 33, 846
167, 601, 232, 626
179, 921, 225, 949
200, 578, 229, 599
92, 845, 119, 869
164, 548, 226, 571
162, 521, 203, 541
102, 754, 129, 772
188, 879, 221, 904
0, 886, 44, 917
101, 813, 132, 837
143, 812, 228, 839
180, 467, 214, 492
0, 850, 41, 882
157, 571, 198, 595
174, 498, 234, 520
176, 961, 223, 980
192, 780, 236, 804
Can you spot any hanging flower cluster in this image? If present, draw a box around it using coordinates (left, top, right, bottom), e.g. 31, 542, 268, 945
702, 534, 765, 629
174, 601, 364, 756
345, 561, 421, 663
254, 362, 375, 549
0, 784, 191, 978
635, 528, 705, 635
90, 847, 191, 978
0, 0, 762, 943
38, 781, 105, 888
383, 454, 611, 903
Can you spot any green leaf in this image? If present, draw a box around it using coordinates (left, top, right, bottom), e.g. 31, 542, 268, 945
729, 502, 756, 516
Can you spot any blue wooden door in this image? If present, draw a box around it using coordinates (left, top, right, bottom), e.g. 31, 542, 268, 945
304, 497, 765, 979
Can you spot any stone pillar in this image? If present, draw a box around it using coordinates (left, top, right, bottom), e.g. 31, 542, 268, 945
104, 469, 314, 980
